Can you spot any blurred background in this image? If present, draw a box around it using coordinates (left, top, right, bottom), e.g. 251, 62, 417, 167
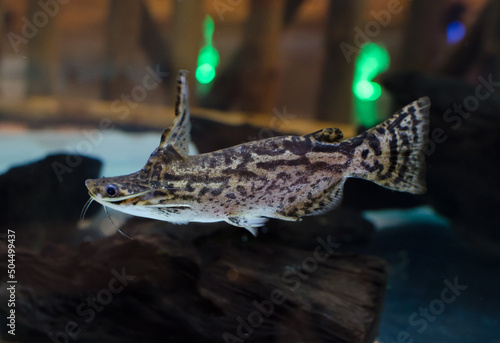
0, 1, 499, 342
0, 0, 489, 123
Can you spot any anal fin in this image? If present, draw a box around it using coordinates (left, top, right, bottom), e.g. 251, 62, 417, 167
305, 179, 346, 216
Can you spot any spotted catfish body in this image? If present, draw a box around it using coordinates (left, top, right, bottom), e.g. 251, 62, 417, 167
86, 71, 430, 236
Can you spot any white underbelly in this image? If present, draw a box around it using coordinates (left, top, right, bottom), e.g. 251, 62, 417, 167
100, 200, 223, 225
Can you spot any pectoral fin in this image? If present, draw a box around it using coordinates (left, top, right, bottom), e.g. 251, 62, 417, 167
159, 70, 193, 155
154, 205, 192, 221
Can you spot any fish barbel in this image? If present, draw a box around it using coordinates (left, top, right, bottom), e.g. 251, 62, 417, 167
86, 71, 430, 236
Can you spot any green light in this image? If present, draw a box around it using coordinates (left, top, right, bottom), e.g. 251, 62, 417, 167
352, 43, 390, 127
355, 80, 382, 101
196, 15, 219, 85
203, 15, 214, 43
197, 46, 219, 68
196, 63, 215, 84
353, 43, 389, 101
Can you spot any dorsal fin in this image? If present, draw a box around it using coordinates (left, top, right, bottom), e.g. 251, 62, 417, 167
147, 144, 185, 165
159, 70, 192, 154
142, 144, 185, 176
306, 127, 344, 143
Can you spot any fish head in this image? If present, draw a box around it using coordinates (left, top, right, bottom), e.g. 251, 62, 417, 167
86, 168, 183, 203
85, 146, 188, 218
85, 173, 189, 222
85, 145, 185, 208
85, 174, 155, 207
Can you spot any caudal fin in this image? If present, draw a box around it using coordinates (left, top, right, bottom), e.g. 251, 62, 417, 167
348, 97, 430, 194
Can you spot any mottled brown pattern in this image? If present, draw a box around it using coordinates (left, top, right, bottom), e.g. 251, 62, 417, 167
86, 71, 430, 236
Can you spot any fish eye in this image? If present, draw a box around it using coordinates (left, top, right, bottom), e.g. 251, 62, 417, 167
105, 184, 119, 197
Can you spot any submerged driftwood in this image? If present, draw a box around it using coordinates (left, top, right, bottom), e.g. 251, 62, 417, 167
0, 224, 385, 343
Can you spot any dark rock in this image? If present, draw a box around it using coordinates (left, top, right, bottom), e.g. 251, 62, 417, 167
0, 154, 102, 248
